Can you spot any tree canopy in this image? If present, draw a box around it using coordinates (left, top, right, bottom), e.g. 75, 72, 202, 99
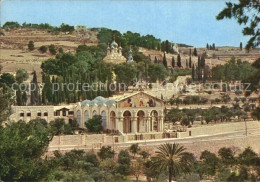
216, 0, 260, 49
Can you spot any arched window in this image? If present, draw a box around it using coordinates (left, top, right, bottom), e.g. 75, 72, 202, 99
76, 110, 81, 126
101, 111, 106, 129
92, 110, 97, 117
137, 110, 145, 132
84, 110, 89, 124
110, 111, 116, 129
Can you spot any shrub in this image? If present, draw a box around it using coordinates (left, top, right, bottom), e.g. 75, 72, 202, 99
28, 41, 34, 51
49, 44, 57, 55
85, 115, 103, 132
38, 45, 47, 53
98, 146, 115, 160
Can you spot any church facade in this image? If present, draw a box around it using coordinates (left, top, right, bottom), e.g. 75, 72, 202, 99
9, 92, 164, 135
103, 40, 127, 64
103, 40, 134, 64
75, 92, 164, 134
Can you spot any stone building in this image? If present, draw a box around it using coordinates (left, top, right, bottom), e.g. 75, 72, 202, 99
75, 25, 89, 38
9, 92, 164, 135
103, 41, 127, 64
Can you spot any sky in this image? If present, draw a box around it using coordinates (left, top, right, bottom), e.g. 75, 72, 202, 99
0, 0, 249, 47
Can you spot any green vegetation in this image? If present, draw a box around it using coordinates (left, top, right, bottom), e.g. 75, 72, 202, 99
28, 40, 34, 51
0, 119, 57, 181
166, 104, 248, 125
85, 115, 103, 133
98, 146, 115, 160
243, 58, 260, 96
48, 44, 57, 55
151, 143, 194, 182
49, 118, 78, 135
59, 23, 74, 33
2, 22, 76, 35
211, 58, 257, 82
40, 44, 169, 104
217, 0, 259, 49
1, 119, 260, 182
177, 54, 181, 67
2, 21, 20, 29
0, 92, 12, 123
169, 68, 192, 82
38, 45, 48, 53
97, 28, 161, 50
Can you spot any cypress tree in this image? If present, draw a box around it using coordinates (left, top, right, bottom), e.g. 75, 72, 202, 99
197, 56, 202, 81
30, 71, 39, 105
52, 76, 57, 104
240, 42, 243, 51
45, 74, 52, 103
193, 48, 197, 56
163, 52, 167, 68
189, 56, 192, 68
201, 56, 205, 68
16, 89, 23, 106
22, 91, 27, 106
212, 43, 215, 50
171, 56, 175, 68
177, 54, 182, 67
157, 43, 161, 51
166, 40, 170, 53
186, 59, 188, 68
154, 56, 158, 64
206, 43, 209, 50
203, 65, 209, 82
161, 42, 165, 52
192, 64, 195, 80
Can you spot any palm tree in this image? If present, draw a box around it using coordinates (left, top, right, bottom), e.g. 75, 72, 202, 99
151, 143, 192, 182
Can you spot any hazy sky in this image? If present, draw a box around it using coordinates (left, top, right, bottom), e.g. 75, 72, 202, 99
1, 0, 248, 47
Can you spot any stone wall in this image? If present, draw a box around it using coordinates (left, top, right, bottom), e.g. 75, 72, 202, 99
177, 121, 260, 138
48, 134, 125, 151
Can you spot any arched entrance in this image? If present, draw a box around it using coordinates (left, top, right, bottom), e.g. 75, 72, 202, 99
76, 110, 81, 127
110, 111, 116, 130
137, 110, 145, 132
151, 110, 159, 132
101, 111, 107, 130
123, 111, 132, 133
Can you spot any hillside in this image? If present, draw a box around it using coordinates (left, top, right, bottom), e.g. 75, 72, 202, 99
0, 27, 259, 82
0, 27, 98, 80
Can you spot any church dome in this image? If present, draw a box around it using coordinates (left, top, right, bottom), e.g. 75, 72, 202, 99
111, 41, 118, 48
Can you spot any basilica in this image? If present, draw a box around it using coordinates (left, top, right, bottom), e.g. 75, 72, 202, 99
9, 92, 164, 135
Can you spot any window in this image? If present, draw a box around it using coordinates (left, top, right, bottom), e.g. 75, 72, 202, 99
44, 112, 48, 116
20, 113, 24, 117
37, 112, 41, 117
68, 111, 74, 115
27, 113, 31, 117
63, 111, 66, 116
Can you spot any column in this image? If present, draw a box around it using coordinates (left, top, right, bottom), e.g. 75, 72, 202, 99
132, 118, 137, 133
114, 117, 117, 131
151, 116, 154, 132
147, 113, 151, 133
132, 110, 137, 133
118, 118, 123, 133
161, 116, 164, 132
